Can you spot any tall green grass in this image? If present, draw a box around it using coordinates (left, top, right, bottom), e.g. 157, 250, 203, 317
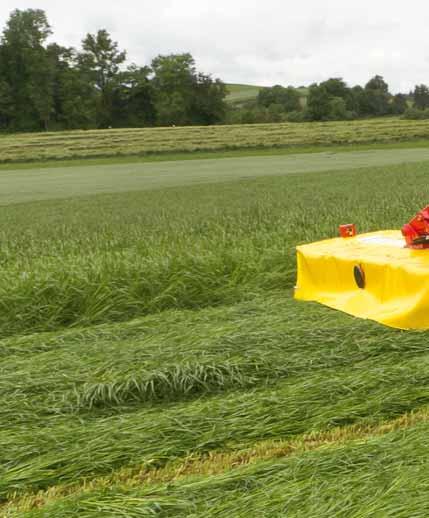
0, 160, 427, 338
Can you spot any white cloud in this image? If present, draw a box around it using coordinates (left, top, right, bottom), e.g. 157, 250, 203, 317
1, 0, 428, 92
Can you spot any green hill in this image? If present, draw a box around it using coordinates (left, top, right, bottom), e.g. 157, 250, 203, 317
226, 83, 309, 106
225, 83, 263, 103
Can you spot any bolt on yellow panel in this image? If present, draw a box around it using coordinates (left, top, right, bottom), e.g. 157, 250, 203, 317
295, 230, 429, 330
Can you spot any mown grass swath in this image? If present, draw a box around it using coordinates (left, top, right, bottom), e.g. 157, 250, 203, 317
16, 419, 429, 517
1, 118, 429, 163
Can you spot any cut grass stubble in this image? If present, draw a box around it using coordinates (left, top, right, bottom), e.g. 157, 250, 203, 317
2, 118, 429, 164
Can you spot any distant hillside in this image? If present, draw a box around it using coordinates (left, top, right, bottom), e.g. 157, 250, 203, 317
225, 84, 263, 103
226, 83, 309, 106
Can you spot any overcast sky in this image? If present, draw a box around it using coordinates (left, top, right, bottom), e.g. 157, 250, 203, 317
0, 0, 427, 93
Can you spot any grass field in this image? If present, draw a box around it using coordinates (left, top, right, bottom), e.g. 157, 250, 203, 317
2, 130, 429, 516
2, 118, 429, 164
225, 83, 309, 106
3, 147, 429, 206
225, 83, 263, 103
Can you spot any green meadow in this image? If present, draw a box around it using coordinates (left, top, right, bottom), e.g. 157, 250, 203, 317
2, 123, 429, 516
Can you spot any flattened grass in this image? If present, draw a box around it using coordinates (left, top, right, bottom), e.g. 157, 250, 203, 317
3, 294, 429, 500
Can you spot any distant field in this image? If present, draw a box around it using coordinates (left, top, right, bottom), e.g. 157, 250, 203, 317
225, 83, 263, 103
2, 118, 429, 163
225, 83, 309, 105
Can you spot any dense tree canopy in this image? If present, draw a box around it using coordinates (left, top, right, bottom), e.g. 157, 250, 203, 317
151, 53, 226, 126
257, 85, 301, 112
413, 85, 429, 110
231, 74, 415, 124
0, 9, 227, 131
0, 9, 53, 130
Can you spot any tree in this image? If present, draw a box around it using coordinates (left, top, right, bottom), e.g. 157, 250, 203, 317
307, 84, 331, 120
78, 29, 127, 127
391, 94, 408, 115
151, 53, 227, 126
47, 43, 97, 129
267, 103, 285, 122
363, 75, 391, 116
320, 78, 349, 99
151, 53, 195, 126
403, 107, 429, 120
348, 85, 366, 116
0, 78, 13, 129
111, 65, 156, 127
413, 85, 429, 110
258, 85, 301, 112
190, 74, 227, 125
1, 9, 54, 130
328, 97, 349, 120
365, 75, 389, 94
320, 77, 359, 113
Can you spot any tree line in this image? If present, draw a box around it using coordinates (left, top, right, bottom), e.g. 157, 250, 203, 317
0, 9, 227, 131
228, 77, 429, 124
1, 8, 429, 132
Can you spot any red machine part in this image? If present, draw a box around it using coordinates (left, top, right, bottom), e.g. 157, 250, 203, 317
402, 206, 429, 249
339, 224, 357, 238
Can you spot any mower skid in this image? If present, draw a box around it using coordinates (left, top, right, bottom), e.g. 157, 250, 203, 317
295, 230, 429, 330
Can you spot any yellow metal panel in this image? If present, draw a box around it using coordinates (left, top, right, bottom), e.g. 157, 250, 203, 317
295, 230, 429, 330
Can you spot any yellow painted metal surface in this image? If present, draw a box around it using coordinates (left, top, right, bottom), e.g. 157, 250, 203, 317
295, 230, 429, 330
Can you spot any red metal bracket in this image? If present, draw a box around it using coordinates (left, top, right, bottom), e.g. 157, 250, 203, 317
402, 206, 429, 249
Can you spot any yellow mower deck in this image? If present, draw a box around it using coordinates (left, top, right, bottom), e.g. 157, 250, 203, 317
295, 230, 429, 330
